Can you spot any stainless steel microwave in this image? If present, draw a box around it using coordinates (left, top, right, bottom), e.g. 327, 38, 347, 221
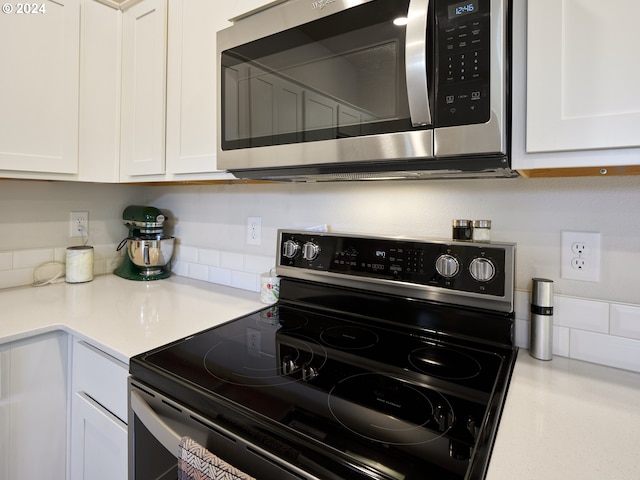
217, 0, 514, 181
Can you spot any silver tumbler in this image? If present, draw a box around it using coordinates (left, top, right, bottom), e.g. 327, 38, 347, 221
530, 278, 554, 361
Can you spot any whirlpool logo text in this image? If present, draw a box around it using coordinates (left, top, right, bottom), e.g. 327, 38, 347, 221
311, 0, 337, 10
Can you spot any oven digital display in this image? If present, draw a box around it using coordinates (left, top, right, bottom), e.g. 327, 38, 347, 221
448, 0, 478, 19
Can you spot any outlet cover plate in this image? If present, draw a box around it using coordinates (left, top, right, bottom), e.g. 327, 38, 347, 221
246, 216, 261, 246
561, 231, 601, 282
69, 211, 89, 238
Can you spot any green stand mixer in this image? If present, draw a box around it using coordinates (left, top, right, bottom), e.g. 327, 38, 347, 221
114, 205, 175, 281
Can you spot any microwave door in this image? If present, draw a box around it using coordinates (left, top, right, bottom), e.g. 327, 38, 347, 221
405, 0, 432, 128
219, 0, 436, 165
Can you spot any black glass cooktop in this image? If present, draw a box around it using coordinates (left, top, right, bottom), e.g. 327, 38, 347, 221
131, 299, 515, 480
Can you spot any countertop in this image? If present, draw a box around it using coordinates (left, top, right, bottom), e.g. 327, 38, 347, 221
0, 274, 265, 363
1, 274, 639, 478
487, 351, 640, 479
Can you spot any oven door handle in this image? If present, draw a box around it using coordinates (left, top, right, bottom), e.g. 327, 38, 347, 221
405, 0, 432, 127
131, 389, 181, 458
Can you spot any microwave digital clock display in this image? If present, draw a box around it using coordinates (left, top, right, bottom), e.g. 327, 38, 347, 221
448, 0, 478, 19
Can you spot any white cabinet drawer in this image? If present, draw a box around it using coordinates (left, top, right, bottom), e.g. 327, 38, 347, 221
73, 341, 128, 423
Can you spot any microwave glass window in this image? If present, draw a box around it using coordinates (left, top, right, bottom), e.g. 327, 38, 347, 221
221, 0, 431, 150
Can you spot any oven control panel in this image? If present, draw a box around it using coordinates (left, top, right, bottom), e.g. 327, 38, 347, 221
277, 230, 515, 312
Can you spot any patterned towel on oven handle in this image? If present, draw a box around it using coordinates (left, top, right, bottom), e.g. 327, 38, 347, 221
178, 436, 256, 480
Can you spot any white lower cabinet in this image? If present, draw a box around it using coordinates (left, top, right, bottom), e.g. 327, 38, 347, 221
0, 343, 10, 479
71, 392, 127, 480
0, 333, 129, 480
70, 340, 129, 480
0, 332, 68, 480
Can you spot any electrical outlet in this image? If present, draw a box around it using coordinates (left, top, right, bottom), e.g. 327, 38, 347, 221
571, 242, 588, 255
246, 216, 261, 246
69, 211, 89, 238
571, 258, 586, 270
561, 231, 601, 282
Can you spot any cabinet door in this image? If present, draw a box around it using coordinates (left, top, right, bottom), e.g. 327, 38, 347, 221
79, 0, 122, 183
121, 0, 168, 178
4, 333, 68, 480
526, 0, 640, 153
0, 0, 80, 175
70, 392, 128, 480
166, 0, 221, 174
0, 344, 9, 480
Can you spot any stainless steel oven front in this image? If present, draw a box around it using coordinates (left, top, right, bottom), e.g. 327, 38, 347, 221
128, 379, 321, 480
217, 0, 513, 180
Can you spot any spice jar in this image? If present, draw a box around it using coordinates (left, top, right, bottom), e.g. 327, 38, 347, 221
472, 220, 492, 242
452, 219, 473, 241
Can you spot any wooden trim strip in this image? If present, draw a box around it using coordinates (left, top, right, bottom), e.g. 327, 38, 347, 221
518, 165, 640, 178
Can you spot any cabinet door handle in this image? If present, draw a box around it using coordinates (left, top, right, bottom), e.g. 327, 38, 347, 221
130, 389, 181, 458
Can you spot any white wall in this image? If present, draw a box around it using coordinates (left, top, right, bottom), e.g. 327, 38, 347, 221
0, 180, 142, 250
145, 175, 640, 305
0, 180, 144, 287
1, 176, 638, 304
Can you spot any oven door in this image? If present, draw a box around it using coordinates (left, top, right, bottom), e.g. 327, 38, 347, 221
128, 379, 320, 480
217, 0, 436, 172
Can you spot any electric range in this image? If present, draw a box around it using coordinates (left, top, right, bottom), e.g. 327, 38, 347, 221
129, 230, 517, 480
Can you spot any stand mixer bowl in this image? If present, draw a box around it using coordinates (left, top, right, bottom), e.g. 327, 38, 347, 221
127, 236, 175, 274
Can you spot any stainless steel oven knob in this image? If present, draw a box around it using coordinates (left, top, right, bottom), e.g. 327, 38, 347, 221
469, 257, 496, 282
302, 365, 318, 382
282, 240, 300, 258
435, 254, 460, 278
282, 356, 298, 375
302, 242, 321, 261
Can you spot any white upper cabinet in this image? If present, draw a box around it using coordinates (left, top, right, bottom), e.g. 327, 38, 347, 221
527, 0, 640, 153
120, 0, 236, 181
0, 0, 80, 176
79, 0, 122, 183
513, 0, 640, 174
165, 0, 221, 174
120, 0, 168, 178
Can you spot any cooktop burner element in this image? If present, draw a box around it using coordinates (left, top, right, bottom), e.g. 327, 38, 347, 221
202, 332, 328, 387
327, 372, 451, 444
130, 230, 517, 480
409, 345, 483, 380
320, 325, 379, 349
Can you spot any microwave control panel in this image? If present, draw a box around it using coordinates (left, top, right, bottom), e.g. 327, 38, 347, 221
435, 0, 492, 127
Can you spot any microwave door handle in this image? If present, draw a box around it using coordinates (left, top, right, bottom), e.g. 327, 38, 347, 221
405, 0, 432, 126
131, 389, 181, 458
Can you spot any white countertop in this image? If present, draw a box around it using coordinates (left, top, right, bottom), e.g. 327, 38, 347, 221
487, 350, 640, 479
0, 274, 265, 363
2, 274, 639, 478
